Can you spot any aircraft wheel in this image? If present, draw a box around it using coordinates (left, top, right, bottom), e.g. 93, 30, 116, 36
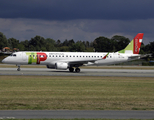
75, 68, 80, 73
69, 67, 74, 72
17, 66, 20, 71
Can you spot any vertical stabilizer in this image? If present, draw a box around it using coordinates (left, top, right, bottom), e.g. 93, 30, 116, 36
118, 33, 144, 54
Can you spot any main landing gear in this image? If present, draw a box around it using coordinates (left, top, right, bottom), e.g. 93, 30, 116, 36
69, 67, 80, 73
75, 68, 80, 73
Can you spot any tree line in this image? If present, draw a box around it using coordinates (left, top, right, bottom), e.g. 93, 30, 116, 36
0, 32, 154, 56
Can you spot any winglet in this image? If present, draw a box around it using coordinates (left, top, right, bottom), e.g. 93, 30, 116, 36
102, 52, 109, 59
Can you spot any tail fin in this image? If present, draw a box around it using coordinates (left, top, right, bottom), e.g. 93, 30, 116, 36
118, 33, 144, 54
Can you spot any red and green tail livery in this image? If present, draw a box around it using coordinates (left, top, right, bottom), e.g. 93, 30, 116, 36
118, 33, 144, 54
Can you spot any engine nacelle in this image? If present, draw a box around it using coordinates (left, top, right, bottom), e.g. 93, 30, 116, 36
46, 65, 55, 69
55, 62, 68, 70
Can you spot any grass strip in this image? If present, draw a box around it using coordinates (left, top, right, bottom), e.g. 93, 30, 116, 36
0, 76, 154, 110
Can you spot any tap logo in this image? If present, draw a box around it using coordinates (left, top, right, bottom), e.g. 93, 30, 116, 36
26, 52, 47, 64
37, 52, 47, 64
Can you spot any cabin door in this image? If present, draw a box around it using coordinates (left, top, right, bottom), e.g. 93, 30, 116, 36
22, 52, 27, 61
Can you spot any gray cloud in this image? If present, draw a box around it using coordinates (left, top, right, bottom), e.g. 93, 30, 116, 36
0, 0, 153, 45
0, 18, 153, 44
0, 0, 154, 20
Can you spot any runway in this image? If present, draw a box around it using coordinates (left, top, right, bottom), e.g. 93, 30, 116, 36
0, 110, 154, 119
0, 67, 154, 77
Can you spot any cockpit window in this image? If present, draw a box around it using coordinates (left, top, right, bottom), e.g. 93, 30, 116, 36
13, 54, 17, 57
10, 53, 17, 57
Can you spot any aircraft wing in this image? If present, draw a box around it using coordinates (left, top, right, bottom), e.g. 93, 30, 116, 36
60, 59, 97, 64
68, 59, 99, 67
60, 53, 109, 67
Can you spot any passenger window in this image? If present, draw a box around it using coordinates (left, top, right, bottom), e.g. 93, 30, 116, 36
66, 55, 68, 57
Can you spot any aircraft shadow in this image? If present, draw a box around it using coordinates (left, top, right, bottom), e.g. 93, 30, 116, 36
47, 70, 84, 73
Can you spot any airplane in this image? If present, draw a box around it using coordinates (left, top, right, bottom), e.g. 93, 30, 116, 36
2, 33, 144, 72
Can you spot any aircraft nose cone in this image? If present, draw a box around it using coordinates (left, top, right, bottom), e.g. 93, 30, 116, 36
2, 59, 5, 63
2, 58, 6, 63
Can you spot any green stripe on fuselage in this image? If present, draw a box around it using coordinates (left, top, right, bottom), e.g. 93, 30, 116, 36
26, 52, 37, 64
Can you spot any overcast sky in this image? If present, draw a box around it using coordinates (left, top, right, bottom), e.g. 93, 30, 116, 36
0, 0, 154, 44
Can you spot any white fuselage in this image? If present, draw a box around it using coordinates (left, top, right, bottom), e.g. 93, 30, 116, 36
2, 33, 143, 72
2, 51, 138, 67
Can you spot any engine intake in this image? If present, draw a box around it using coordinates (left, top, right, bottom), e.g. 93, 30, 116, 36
46, 65, 55, 69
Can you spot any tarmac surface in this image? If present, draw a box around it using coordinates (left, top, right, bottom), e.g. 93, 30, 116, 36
0, 110, 154, 119
0, 67, 154, 77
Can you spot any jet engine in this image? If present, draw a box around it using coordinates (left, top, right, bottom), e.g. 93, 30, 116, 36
55, 62, 68, 70
46, 65, 55, 69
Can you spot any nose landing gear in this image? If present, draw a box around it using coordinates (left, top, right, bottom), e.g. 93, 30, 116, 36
16, 65, 21, 71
